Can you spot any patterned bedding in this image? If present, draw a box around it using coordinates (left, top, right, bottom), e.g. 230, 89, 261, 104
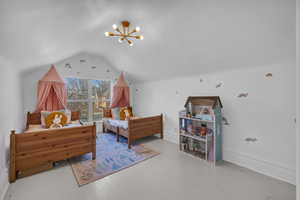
103, 118, 128, 129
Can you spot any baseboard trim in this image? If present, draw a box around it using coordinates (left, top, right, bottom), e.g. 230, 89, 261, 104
224, 149, 296, 185
163, 134, 295, 185
164, 132, 178, 145
0, 168, 9, 200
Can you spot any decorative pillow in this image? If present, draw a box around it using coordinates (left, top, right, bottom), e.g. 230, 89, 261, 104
125, 107, 133, 119
111, 107, 120, 120
45, 112, 67, 128
59, 109, 71, 124
120, 107, 133, 120
41, 110, 71, 127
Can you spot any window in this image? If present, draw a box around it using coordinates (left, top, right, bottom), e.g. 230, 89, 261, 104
66, 78, 111, 122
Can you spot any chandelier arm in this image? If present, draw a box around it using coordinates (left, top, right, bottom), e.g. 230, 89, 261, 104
126, 35, 140, 39
124, 37, 132, 45
122, 26, 125, 35
128, 30, 137, 35
115, 28, 123, 34
124, 37, 130, 42
110, 33, 124, 37
125, 26, 129, 35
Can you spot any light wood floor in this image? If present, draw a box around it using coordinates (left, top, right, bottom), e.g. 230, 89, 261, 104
5, 136, 296, 200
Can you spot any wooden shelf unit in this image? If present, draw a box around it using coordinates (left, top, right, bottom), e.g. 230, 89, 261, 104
179, 96, 223, 164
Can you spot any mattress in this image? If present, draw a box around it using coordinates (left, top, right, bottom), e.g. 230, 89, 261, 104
103, 118, 128, 129
25, 121, 82, 133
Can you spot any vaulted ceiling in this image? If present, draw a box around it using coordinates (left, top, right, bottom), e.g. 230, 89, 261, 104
0, 0, 295, 82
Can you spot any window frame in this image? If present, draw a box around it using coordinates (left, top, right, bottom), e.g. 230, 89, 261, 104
65, 77, 112, 122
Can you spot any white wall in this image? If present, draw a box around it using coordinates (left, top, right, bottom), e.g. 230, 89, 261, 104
133, 62, 296, 184
22, 52, 132, 113
296, 0, 300, 198
0, 58, 23, 200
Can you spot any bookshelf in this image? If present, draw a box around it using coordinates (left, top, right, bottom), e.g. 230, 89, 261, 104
179, 96, 223, 164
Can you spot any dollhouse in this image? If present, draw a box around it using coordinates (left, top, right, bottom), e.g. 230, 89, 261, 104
179, 96, 223, 164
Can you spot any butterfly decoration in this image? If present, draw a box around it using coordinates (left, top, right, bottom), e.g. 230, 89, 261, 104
238, 93, 248, 98
65, 63, 72, 70
222, 117, 230, 125
216, 83, 222, 88
265, 73, 273, 78
245, 137, 258, 142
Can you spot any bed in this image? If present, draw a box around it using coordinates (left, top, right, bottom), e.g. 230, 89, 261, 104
103, 114, 163, 148
9, 111, 96, 182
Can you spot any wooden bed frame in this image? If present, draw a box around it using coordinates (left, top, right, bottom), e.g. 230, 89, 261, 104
9, 111, 96, 183
103, 114, 163, 148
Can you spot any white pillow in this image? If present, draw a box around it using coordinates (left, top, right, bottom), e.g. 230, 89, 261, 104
111, 107, 120, 120
41, 111, 51, 127
64, 109, 72, 124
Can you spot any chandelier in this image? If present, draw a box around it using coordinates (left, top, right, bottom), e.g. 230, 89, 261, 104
104, 21, 144, 46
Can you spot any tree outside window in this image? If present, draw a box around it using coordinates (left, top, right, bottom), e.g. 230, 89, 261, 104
66, 78, 111, 122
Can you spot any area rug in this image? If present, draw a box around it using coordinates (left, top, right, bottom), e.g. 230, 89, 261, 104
69, 133, 159, 186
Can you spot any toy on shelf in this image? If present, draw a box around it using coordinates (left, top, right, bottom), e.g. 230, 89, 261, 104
179, 96, 223, 164
187, 123, 193, 134
179, 110, 187, 118
200, 124, 207, 136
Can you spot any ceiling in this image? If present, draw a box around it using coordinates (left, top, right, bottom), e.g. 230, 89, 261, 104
0, 0, 295, 82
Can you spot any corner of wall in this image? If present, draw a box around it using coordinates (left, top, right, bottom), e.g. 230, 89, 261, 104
224, 149, 296, 185
0, 167, 9, 200
296, 0, 300, 197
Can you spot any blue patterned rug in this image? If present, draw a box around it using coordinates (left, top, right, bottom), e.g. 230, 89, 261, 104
70, 133, 159, 186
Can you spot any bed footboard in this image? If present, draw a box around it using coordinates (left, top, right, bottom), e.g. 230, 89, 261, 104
9, 124, 96, 182
127, 114, 163, 148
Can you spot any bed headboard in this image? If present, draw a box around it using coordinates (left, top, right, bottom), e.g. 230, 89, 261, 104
103, 108, 112, 118
102, 107, 133, 118
26, 111, 80, 128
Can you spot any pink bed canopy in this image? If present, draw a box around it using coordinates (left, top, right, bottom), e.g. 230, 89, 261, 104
111, 73, 130, 108
35, 65, 67, 112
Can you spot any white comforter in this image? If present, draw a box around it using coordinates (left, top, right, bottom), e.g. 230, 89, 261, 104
103, 118, 128, 129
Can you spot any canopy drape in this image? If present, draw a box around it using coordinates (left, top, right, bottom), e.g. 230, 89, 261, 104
35, 65, 67, 112
111, 73, 130, 108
